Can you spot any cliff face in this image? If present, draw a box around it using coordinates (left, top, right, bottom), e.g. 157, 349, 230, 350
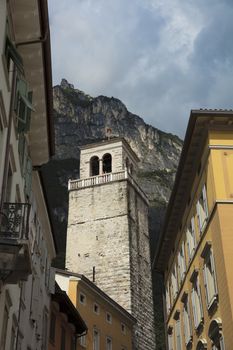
41, 79, 182, 349
42, 79, 182, 262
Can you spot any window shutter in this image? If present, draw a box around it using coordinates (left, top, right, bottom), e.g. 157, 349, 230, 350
48, 267, 55, 294
196, 201, 201, 233
197, 280, 203, 319
31, 275, 40, 321
182, 242, 186, 277
5, 36, 24, 74
191, 289, 197, 328
202, 185, 208, 218
203, 265, 209, 306
166, 287, 170, 314
24, 156, 32, 198
191, 217, 196, 249
210, 251, 218, 295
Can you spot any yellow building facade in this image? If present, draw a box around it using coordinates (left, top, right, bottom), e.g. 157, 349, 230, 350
56, 269, 136, 350
154, 110, 233, 350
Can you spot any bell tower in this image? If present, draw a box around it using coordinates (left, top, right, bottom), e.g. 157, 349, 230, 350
66, 138, 155, 350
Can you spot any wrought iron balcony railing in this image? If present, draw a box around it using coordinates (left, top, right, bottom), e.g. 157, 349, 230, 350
0, 202, 30, 241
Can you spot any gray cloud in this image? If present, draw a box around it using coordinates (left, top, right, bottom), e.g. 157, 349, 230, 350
48, 0, 233, 138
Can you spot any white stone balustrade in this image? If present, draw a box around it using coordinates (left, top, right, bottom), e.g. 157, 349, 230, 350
68, 170, 149, 204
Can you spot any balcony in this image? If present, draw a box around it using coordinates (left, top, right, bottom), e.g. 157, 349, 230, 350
0, 203, 32, 283
68, 170, 149, 204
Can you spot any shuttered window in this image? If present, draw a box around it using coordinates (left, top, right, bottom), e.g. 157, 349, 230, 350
196, 184, 208, 233
191, 275, 203, 329
202, 248, 218, 309
175, 318, 182, 350
186, 217, 196, 261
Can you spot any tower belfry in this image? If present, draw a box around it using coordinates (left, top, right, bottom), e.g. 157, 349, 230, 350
66, 138, 155, 349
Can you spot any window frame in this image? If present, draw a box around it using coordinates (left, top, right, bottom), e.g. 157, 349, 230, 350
191, 273, 204, 330
201, 244, 218, 310
196, 184, 208, 234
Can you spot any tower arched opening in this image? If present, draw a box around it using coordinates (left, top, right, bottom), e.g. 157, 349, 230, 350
90, 156, 99, 176
102, 153, 112, 173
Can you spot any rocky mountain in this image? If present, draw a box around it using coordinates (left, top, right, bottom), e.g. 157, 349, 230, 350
42, 78, 182, 262
41, 79, 182, 349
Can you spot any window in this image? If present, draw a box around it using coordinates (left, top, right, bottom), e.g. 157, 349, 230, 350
49, 312, 56, 343
201, 244, 218, 309
178, 242, 186, 284
182, 294, 192, 346
165, 285, 171, 316
106, 337, 112, 350
175, 317, 182, 350
186, 217, 196, 261
10, 319, 17, 350
93, 303, 100, 314
121, 323, 126, 334
168, 328, 174, 350
90, 156, 99, 176
93, 329, 100, 350
42, 310, 49, 350
191, 273, 203, 329
79, 293, 86, 305
4, 36, 24, 74
102, 153, 112, 173
171, 265, 178, 300
106, 312, 112, 324
61, 326, 66, 350
196, 184, 208, 233
208, 319, 225, 350
79, 334, 86, 347
196, 339, 207, 350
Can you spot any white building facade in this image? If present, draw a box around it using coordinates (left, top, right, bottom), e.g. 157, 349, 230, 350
0, 1, 56, 349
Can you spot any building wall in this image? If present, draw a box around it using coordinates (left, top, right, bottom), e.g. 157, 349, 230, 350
68, 279, 133, 350
48, 301, 76, 350
0, 1, 56, 349
164, 129, 233, 349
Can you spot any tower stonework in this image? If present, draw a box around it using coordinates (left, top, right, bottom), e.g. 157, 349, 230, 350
66, 138, 156, 349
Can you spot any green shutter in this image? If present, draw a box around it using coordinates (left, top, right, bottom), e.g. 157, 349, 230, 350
5, 36, 24, 74
16, 77, 34, 133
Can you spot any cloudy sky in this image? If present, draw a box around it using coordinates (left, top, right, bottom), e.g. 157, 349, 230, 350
48, 0, 233, 138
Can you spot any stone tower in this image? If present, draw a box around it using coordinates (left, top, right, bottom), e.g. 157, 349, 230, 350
66, 138, 155, 349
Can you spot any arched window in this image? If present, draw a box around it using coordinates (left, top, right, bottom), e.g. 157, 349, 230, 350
196, 339, 207, 350
90, 156, 99, 176
208, 319, 225, 350
102, 153, 112, 173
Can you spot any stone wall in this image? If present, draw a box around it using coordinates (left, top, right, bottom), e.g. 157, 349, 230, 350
66, 178, 155, 349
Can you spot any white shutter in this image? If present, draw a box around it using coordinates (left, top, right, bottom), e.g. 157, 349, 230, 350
186, 229, 191, 261
203, 264, 209, 306
191, 289, 197, 328
197, 280, 203, 320
202, 184, 208, 218
191, 217, 196, 251
31, 275, 40, 321
196, 201, 201, 233
210, 251, 218, 295
181, 243, 186, 278
166, 287, 170, 314
48, 267, 55, 294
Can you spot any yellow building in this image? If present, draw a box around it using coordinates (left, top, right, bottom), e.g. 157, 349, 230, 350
49, 282, 87, 350
56, 269, 136, 350
154, 110, 233, 349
